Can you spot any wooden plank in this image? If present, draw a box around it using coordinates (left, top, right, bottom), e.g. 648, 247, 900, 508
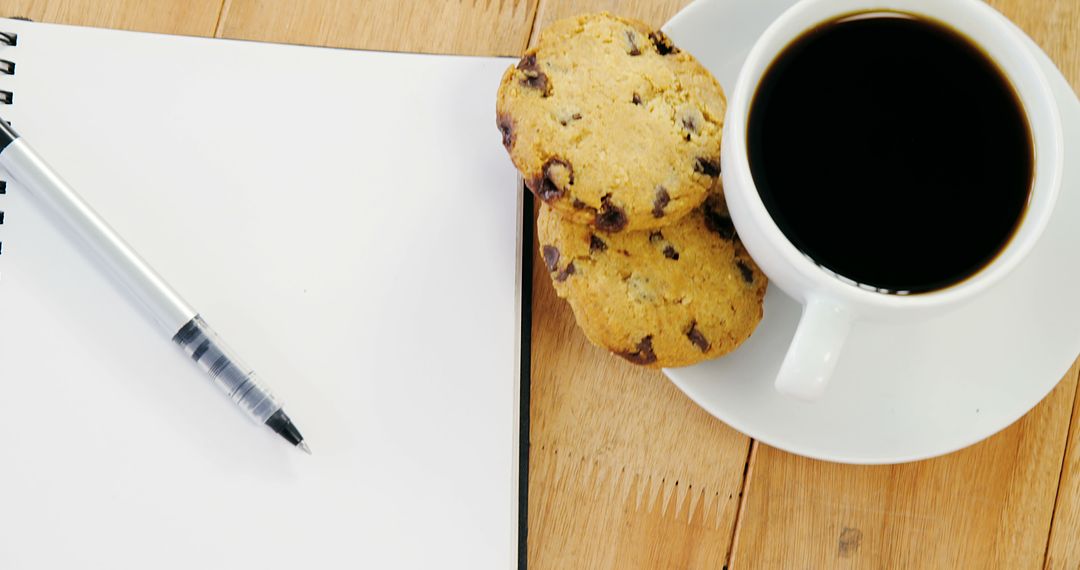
523, 2, 755, 568
1037, 4, 1080, 545
216, 0, 537, 56
1046, 365, 1080, 569
987, 0, 1080, 93
730, 361, 1080, 569
530, 0, 693, 38
0, 0, 222, 36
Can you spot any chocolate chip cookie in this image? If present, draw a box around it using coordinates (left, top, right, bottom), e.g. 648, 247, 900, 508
537, 191, 766, 368
497, 12, 726, 233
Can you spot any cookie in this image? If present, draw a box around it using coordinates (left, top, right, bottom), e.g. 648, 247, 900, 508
537, 192, 766, 368
497, 13, 726, 233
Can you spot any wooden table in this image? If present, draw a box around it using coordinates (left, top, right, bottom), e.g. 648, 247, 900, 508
4, 0, 1077, 567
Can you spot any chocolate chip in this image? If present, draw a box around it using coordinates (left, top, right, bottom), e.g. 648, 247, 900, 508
618, 336, 657, 365
572, 199, 588, 210
523, 73, 550, 95
648, 230, 677, 259
686, 322, 711, 352
626, 30, 642, 56
736, 260, 755, 284
496, 113, 515, 150
526, 176, 546, 200
632, 93, 643, 106
694, 157, 721, 177
541, 245, 560, 272
596, 195, 628, 233
652, 186, 670, 218
517, 53, 537, 71
596, 207, 628, 232
679, 107, 703, 135
589, 234, 608, 253
702, 195, 738, 241
557, 111, 583, 126
555, 262, 576, 282
531, 158, 574, 202
704, 209, 736, 240
649, 31, 679, 55
516, 53, 551, 96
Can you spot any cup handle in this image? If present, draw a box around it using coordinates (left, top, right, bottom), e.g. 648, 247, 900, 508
774, 296, 853, 401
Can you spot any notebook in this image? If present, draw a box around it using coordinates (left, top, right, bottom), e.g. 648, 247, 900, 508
0, 18, 526, 569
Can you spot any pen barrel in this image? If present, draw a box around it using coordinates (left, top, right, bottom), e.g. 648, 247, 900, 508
0, 138, 196, 333
173, 315, 283, 423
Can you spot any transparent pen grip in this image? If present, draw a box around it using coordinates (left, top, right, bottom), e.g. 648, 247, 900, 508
172, 316, 282, 423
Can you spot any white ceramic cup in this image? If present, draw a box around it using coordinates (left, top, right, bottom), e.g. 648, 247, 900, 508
722, 0, 1064, 400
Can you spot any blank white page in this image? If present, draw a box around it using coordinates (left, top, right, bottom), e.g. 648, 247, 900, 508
0, 19, 521, 569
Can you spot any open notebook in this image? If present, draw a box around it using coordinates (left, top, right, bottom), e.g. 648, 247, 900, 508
0, 18, 525, 569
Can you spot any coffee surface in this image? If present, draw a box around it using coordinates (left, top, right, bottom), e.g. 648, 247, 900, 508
748, 13, 1033, 293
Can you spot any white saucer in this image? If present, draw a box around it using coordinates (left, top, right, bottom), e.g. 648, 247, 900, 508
662, 0, 1080, 464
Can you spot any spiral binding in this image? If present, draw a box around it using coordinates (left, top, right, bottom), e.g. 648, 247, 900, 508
0, 28, 15, 258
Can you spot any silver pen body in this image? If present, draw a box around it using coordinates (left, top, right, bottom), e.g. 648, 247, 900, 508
1, 139, 193, 332
0, 135, 284, 425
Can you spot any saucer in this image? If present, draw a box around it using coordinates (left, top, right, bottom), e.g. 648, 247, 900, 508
662, 0, 1080, 464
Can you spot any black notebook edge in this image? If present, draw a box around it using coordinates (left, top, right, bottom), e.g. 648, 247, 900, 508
517, 188, 534, 569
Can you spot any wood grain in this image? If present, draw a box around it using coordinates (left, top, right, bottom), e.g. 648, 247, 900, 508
530, 0, 692, 36
0, 0, 222, 36
987, 0, 1080, 92
217, 0, 537, 56
1046, 368, 1080, 570
730, 361, 1080, 569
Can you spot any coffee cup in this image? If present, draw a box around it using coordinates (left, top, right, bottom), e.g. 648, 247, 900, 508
721, 0, 1064, 400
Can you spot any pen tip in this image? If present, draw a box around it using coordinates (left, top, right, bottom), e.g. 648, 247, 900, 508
298, 441, 312, 455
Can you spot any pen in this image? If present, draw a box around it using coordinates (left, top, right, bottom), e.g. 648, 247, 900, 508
0, 119, 310, 454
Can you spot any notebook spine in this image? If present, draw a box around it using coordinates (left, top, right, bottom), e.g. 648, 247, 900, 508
0, 28, 15, 257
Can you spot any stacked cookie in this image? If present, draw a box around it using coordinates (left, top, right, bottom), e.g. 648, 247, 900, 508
497, 13, 767, 368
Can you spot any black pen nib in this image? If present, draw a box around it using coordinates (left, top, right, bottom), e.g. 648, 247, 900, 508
265, 408, 306, 450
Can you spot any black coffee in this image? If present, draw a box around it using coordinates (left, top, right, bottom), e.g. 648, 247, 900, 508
747, 13, 1033, 293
